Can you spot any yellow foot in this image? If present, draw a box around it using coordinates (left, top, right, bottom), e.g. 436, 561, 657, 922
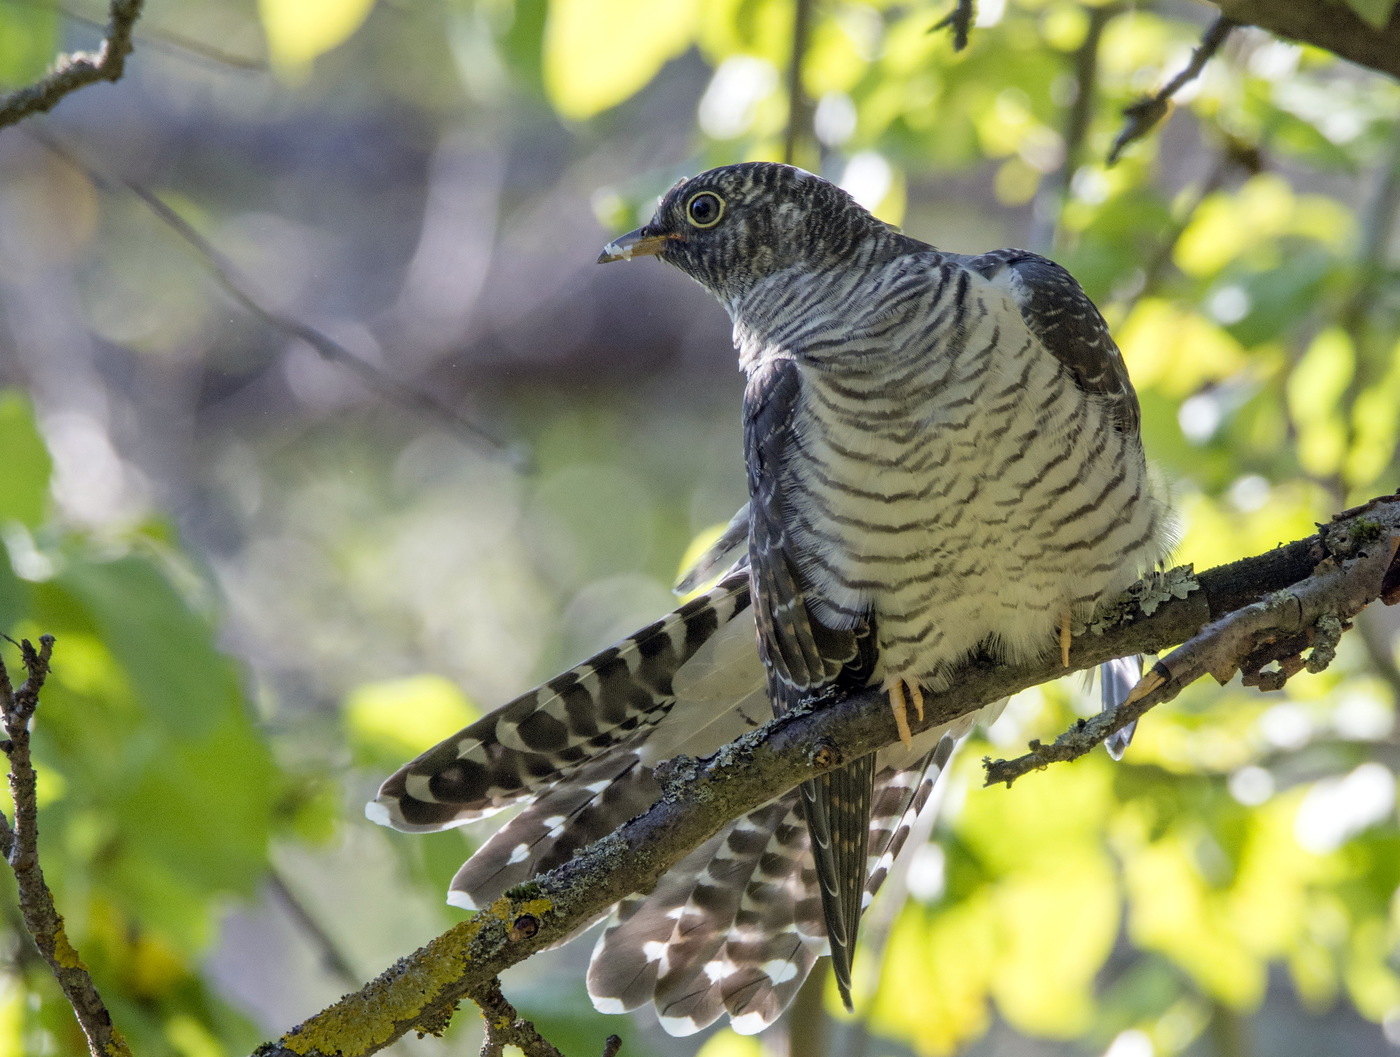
885, 678, 926, 749
1060, 610, 1072, 668
1124, 667, 1166, 705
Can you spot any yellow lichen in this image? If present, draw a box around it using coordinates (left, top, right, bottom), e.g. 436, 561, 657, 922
51, 922, 88, 971
278, 921, 482, 1055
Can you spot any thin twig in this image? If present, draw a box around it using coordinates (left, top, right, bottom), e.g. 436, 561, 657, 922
266, 868, 363, 989
470, 978, 618, 1057
782, 0, 814, 166
5, 0, 265, 70
0, 0, 144, 129
1029, 3, 1119, 254
32, 131, 526, 470
1, 637, 133, 1057
985, 523, 1400, 785
1109, 14, 1236, 165
931, 0, 975, 51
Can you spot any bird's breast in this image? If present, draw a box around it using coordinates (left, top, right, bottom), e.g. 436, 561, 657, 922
775, 298, 1169, 687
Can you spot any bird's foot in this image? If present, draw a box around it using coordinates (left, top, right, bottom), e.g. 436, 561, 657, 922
885, 678, 925, 749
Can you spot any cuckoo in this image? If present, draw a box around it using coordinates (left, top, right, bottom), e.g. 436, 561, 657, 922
368, 162, 1173, 1036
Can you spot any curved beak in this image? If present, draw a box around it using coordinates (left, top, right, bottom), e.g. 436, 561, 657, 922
597, 227, 678, 263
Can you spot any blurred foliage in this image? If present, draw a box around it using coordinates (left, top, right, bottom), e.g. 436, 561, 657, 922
0, 393, 279, 1056
2, 1, 1400, 1056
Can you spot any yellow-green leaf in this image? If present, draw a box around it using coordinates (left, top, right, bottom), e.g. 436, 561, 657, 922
345, 674, 478, 767
544, 0, 700, 119
259, 0, 378, 73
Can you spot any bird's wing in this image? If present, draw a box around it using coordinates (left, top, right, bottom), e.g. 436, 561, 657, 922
743, 357, 863, 694
966, 248, 1141, 436
743, 354, 876, 1010
967, 248, 1148, 747
675, 501, 751, 594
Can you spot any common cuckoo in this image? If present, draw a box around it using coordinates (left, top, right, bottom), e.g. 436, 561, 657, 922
368, 162, 1173, 1036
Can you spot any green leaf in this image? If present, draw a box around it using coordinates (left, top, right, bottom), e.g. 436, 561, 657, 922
543, 0, 700, 119
0, 6, 58, 88
56, 555, 243, 739
1343, 0, 1399, 31
258, 0, 378, 73
0, 390, 52, 529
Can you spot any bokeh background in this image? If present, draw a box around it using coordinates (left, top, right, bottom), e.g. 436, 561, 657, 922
2, 1, 1400, 1055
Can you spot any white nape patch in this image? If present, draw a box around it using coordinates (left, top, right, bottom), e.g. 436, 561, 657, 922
730, 1011, 772, 1036
364, 800, 393, 826
591, 995, 628, 1015
446, 890, 479, 911
761, 958, 798, 984
507, 843, 531, 864
404, 774, 438, 803
658, 1013, 705, 1037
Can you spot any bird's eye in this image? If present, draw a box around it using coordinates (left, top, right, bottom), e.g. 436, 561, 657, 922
685, 191, 725, 229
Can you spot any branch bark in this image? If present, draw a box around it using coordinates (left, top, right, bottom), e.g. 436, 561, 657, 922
1, 636, 132, 1057
255, 491, 1400, 1057
0, 0, 144, 130
1203, 0, 1400, 81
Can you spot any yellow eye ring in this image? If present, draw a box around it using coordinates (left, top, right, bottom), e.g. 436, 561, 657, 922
685, 191, 725, 228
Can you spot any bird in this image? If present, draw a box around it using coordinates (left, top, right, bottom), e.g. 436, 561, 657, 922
367, 161, 1174, 1037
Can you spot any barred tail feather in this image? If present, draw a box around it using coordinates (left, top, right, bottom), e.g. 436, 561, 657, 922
447, 753, 659, 910
367, 574, 751, 833
587, 741, 955, 1037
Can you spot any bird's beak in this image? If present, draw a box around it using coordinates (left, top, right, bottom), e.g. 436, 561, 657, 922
597, 228, 678, 263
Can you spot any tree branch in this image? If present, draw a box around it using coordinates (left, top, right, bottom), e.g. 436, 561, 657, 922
1109, 14, 1237, 165
0, 0, 144, 130
1204, 0, 1400, 82
1, 636, 133, 1057
254, 492, 1400, 1057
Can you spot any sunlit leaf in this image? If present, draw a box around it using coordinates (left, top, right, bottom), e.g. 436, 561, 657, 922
258, 0, 378, 73
344, 674, 479, 768
56, 555, 242, 739
0, 390, 52, 529
1287, 328, 1355, 477
544, 0, 700, 119
0, 6, 58, 88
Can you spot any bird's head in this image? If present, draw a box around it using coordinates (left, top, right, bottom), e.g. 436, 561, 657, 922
598, 162, 893, 304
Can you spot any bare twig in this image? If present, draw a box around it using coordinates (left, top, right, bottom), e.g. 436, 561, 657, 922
932, 0, 976, 51
782, 0, 815, 166
6, 0, 264, 70
32, 132, 525, 470
471, 978, 593, 1057
267, 868, 363, 989
0, 0, 143, 130
255, 493, 1400, 1057
1109, 15, 1237, 165
1, 636, 132, 1057
986, 506, 1400, 785
1030, 3, 1120, 254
